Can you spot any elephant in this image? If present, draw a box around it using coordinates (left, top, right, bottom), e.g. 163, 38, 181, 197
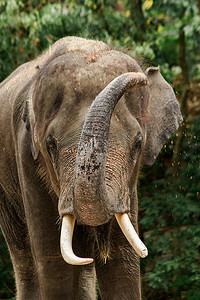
0, 36, 182, 300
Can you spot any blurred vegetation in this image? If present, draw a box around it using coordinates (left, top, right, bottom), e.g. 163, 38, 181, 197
0, 0, 199, 299
140, 115, 200, 300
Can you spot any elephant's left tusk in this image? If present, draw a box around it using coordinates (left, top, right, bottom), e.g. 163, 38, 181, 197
60, 215, 94, 265
115, 213, 148, 258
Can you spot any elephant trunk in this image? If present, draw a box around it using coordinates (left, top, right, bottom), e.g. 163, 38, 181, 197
73, 72, 147, 226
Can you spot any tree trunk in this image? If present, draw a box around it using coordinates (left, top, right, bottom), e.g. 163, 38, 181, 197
197, 0, 200, 15
172, 27, 190, 178
129, 0, 146, 41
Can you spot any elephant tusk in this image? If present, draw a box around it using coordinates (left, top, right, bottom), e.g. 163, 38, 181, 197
60, 215, 94, 265
115, 213, 148, 258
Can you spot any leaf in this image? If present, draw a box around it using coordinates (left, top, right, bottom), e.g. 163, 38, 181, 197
142, 0, 153, 11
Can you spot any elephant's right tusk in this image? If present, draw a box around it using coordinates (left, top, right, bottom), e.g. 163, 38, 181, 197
60, 215, 94, 265
115, 213, 148, 258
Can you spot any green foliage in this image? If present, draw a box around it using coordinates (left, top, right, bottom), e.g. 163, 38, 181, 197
0, 0, 129, 81
1, 0, 199, 83
140, 116, 200, 299
0, 0, 40, 80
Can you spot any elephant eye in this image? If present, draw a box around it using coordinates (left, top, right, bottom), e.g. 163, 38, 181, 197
134, 134, 143, 150
130, 134, 143, 158
130, 134, 143, 162
46, 135, 58, 163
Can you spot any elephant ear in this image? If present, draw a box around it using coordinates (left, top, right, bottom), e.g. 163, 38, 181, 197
142, 67, 183, 166
22, 82, 39, 160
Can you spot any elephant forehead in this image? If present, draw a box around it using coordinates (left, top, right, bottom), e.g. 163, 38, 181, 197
32, 51, 143, 136
34, 49, 141, 91
73, 51, 141, 89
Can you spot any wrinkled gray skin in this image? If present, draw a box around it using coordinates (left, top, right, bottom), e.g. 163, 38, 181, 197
0, 37, 182, 300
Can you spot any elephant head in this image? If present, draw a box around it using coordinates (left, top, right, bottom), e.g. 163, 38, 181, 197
24, 37, 182, 266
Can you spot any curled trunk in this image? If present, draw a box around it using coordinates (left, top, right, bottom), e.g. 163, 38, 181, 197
73, 72, 147, 226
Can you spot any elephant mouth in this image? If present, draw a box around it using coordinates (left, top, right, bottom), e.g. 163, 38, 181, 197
60, 214, 148, 265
